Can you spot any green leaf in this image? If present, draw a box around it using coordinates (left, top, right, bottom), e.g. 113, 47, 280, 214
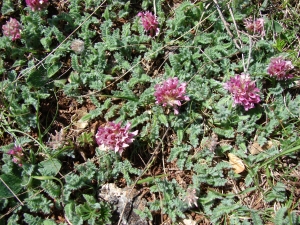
54, 79, 67, 88
137, 174, 168, 184
251, 211, 264, 225
27, 69, 49, 88
103, 7, 110, 20
12, 60, 27, 68
41, 180, 61, 198
177, 129, 184, 144
0, 174, 22, 198
274, 207, 287, 225
158, 114, 168, 127
65, 202, 84, 225
47, 63, 62, 78
1, 0, 14, 15
71, 54, 82, 72
43, 220, 57, 225
23, 213, 43, 225
25, 191, 53, 214
40, 37, 52, 51
7, 214, 19, 225
31, 176, 63, 190
38, 159, 62, 176
272, 20, 283, 33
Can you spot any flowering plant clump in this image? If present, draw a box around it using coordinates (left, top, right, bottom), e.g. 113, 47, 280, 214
7, 145, 24, 166
95, 122, 138, 155
267, 56, 294, 80
25, 0, 49, 11
154, 77, 190, 114
244, 17, 265, 35
2, 18, 22, 41
137, 11, 159, 37
224, 73, 261, 111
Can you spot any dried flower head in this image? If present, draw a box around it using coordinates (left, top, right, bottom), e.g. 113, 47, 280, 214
70, 39, 85, 54
137, 11, 159, 37
7, 145, 24, 166
47, 129, 65, 150
25, 0, 49, 11
154, 77, 190, 115
184, 188, 198, 207
224, 73, 261, 111
95, 122, 138, 155
244, 17, 265, 35
2, 18, 22, 41
267, 56, 294, 80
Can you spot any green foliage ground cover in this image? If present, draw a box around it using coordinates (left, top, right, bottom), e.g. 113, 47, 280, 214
0, 0, 299, 224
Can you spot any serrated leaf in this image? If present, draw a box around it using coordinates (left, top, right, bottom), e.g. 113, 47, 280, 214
38, 159, 62, 176
274, 207, 287, 225
23, 213, 43, 225
158, 114, 168, 127
65, 203, 84, 225
177, 129, 184, 144
1, 0, 14, 15
40, 37, 52, 51
0, 174, 22, 198
251, 211, 263, 225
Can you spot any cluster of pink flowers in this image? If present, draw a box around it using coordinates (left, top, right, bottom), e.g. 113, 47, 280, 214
95, 122, 138, 155
2, 18, 22, 41
154, 77, 190, 115
224, 73, 261, 111
137, 11, 159, 37
25, 0, 49, 11
244, 17, 265, 35
7, 145, 24, 166
267, 56, 294, 80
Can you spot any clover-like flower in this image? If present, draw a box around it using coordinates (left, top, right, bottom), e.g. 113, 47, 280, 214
95, 122, 138, 155
184, 188, 198, 207
25, 0, 49, 11
244, 17, 265, 35
154, 77, 190, 115
267, 56, 294, 80
2, 18, 22, 41
224, 73, 261, 111
7, 145, 24, 166
70, 39, 85, 54
137, 11, 159, 37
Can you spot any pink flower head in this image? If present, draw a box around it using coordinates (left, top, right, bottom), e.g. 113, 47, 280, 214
95, 122, 138, 155
137, 11, 159, 37
7, 145, 24, 166
25, 0, 49, 11
154, 77, 190, 114
2, 18, 22, 41
224, 73, 261, 111
244, 17, 265, 35
267, 56, 294, 80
